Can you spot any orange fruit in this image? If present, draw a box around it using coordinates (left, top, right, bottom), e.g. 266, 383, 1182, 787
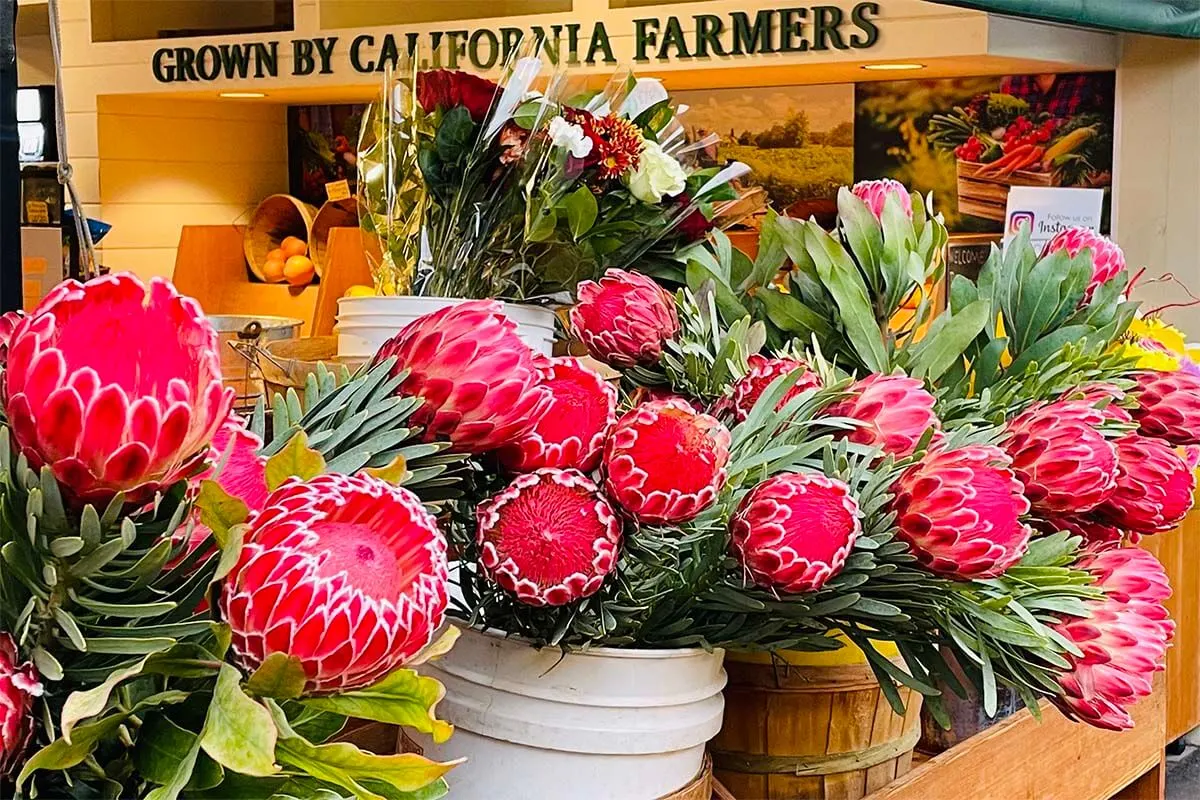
267, 247, 285, 262
261, 257, 286, 282
280, 236, 308, 258
283, 255, 315, 286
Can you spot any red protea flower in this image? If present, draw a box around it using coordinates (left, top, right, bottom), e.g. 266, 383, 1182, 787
570, 269, 679, 368
0, 633, 41, 781
1002, 401, 1118, 514
1038, 514, 1125, 553
221, 472, 448, 694
1041, 227, 1126, 302
1065, 382, 1133, 423
731, 471, 861, 594
721, 355, 822, 423
0, 309, 25, 367
3, 274, 233, 505
892, 445, 1032, 580
499, 357, 617, 473
1095, 435, 1195, 534
824, 373, 939, 457
585, 114, 644, 179
603, 399, 731, 524
374, 300, 552, 454
851, 179, 913, 220
1130, 370, 1200, 446
477, 469, 622, 606
1052, 548, 1173, 730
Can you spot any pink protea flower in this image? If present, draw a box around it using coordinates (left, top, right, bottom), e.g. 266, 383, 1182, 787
892, 445, 1032, 580
1095, 435, 1195, 535
477, 469, 622, 606
1002, 401, 1118, 514
569, 269, 679, 368
1038, 514, 1125, 553
499, 357, 617, 473
1041, 227, 1126, 302
851, 179, 913, 220
1130, 370, 1200, 446
824, 373, 939, 457
2, 274, 233, 505
374, 300, 552, 454
603, 398, 731, 524
221, 472, 448, 694
731, 471, 861, 594
721, 355, 822, 423
0, 633, 41, 781
176, 415, 270, 565
0, 310, 25, 368
1064, 382, 1133, 423
1052, 548, 1173, 730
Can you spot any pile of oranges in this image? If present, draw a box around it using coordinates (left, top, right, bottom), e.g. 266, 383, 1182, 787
262, 236, 315, 286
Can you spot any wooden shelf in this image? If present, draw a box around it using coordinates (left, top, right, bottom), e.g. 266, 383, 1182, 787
862, 676, 1165, 800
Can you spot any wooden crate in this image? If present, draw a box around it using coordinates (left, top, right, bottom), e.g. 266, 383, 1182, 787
861, 675, 1165, 800
956, 160, 1054, 222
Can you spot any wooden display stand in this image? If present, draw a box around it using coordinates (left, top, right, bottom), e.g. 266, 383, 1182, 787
1143, 511, 1200, 743
172, 225, 321, 332
311, 225, 374, 336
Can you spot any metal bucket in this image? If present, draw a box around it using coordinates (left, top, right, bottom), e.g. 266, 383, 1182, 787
208, 314, 303, 409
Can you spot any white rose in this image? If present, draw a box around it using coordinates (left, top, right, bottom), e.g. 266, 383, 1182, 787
626, 139, 687, 204
548, 117, 593, 159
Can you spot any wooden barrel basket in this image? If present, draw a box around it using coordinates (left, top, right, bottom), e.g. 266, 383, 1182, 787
243, 194, 318, 281
711, 642, 922, 800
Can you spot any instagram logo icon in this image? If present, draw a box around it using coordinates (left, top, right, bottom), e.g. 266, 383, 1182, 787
1009, 211, 1035, 234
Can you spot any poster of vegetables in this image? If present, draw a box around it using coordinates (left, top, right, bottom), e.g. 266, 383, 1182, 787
854, 72, 1115, 232
671, 84, 854, 224
287, 103, 367, 206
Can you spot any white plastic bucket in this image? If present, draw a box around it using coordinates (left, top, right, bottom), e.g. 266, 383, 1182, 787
335, 296, 557, 358
418, 626, 726, 800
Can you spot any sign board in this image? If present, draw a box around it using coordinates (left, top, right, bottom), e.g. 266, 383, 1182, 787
151, 4, 882, 83
1003, 186, 1104, 250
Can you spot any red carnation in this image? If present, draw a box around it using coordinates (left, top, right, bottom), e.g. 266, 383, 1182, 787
477, 469, 622, 606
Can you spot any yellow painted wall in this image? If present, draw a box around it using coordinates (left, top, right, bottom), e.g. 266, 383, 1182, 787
1113, 35, 1200, 335
94, 96, 288, 279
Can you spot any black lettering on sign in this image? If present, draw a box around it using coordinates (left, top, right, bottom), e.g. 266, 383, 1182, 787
730, 10, 776, 55
634, 18, 659, 62
585, 22, 615, 65
350, 34, 375, 73
657, 16, 692, 60
152, 48, 174, 82
292, 39, 315, 75
779, 8, 809, 52
850, 2, 881, 48
175, 47, 199, 82
314, 37, 338, 74
377, 33, 399, 72
811, 6, 849, 50
694, 15, 728, 57
470, 28, 500, 69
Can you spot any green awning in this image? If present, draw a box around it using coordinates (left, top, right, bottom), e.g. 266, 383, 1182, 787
928, 1, 1200, 39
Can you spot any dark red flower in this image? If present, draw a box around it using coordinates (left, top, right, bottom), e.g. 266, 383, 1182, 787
416, 70, 498, 123
674, 194, 714, 242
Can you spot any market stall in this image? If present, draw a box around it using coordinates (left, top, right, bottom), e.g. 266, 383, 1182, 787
2, 2, 1200, 800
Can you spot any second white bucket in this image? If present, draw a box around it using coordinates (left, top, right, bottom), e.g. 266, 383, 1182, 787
336, 296, 557, 358
418, 626, 727, 800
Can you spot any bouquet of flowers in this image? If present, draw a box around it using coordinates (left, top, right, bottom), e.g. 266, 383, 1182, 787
0, 276, 467, 798
356, 55, 748, 301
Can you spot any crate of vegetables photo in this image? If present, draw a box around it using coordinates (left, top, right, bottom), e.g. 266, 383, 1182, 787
930, 92, 1111, 222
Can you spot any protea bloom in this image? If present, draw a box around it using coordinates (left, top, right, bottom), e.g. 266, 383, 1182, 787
1041, 227, 1126, 302
1130, 370, 1200, 446
3, 274, 232, 505
603, 399, 731, 524
477, 469, 622, 606
569, 269, 679, 368
1065, 382, 1133, 422
851, 179, 913, 220
1038, 514, 1125, 553
1095, 435, 1195, 534
374, 300, 552, 454
499, 357, 617, 473
0, 632, 41, 781
892, 445, 1032, 580
221, 472, 447, 694
731, 471, 860, 594
0, 309, 24, 367
1052, 548, 1173, 730
824, 373, 939, 457
1002, 401, 1118, 514
722, 355, 822, 423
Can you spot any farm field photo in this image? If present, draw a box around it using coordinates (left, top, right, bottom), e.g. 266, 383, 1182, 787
672, 84, 854, 223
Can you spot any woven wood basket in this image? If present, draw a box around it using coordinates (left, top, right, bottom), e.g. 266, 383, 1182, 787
243, 194, 318, 280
